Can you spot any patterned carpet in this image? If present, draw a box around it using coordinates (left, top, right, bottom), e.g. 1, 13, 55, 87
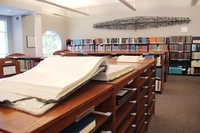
147, 75, 200, 133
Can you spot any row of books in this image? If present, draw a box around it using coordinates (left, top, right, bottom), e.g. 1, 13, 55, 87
67, 44, 169, 52
192, 52, 200, 59
168, 66, 182, 74
19, 60, 40, 72
71, 39, 93, 45
191, 60, 200, 67
191, 44, 200, 51
169, 36, 192, 43
170, 53, 191, 60
187, 67, 200, 75
69, 36, 199, 45
169, 43, 191, 52
67, 45, 95, 52
93, 37, 166, 44
149, 44, 168, 51
155, 79, 161, 92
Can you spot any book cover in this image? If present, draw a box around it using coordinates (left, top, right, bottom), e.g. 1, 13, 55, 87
92, 64, 133, 81
117, 55, 144, 62
116, 89, 132, 106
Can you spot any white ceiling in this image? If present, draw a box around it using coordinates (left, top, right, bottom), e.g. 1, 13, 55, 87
0, 0, 199, 16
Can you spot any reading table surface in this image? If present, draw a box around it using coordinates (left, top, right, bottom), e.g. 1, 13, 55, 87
0, 82, 113, 133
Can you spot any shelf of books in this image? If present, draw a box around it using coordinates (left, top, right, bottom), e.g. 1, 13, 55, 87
66, 36, 169, 85
188, 36, 200, 75
5, 55, 44, 72
168, 35, 194, 75
67, 37, 168, 52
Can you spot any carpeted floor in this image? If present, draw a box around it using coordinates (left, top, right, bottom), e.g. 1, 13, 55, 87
147, 75, 200, 133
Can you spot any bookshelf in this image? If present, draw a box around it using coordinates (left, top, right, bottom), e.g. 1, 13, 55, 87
0, 60, 156, 133
67, 37, 168, 52
0, 58, 20, 78
106, 58, 156, 132
189, 36, 200, 75
5, 55, 44, 72
168, 36, 192, 75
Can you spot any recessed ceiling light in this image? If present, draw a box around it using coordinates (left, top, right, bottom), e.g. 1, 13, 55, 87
7, 10, 12, 12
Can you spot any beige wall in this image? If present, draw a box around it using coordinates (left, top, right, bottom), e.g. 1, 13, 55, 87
66, 2, 200, 39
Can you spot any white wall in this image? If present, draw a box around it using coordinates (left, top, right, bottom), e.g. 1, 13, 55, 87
66, 2, 200, 39
20, 14, 67, 56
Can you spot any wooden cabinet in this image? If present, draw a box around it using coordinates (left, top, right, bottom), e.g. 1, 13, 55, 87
0, 59, 156, 133
0, 82, 113, 133
0, 58, 20, 78
107, 58, 156, 132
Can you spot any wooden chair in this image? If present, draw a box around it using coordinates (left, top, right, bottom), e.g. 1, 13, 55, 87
5, 53, 25, 58
61, 53, 78, 57
53, 49, 70, 55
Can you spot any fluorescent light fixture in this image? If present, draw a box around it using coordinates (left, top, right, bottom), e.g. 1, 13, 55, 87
190, 0, 198, 6
119, 0, 136, 11
52, 13, 70, 18
35, 0, 89, 16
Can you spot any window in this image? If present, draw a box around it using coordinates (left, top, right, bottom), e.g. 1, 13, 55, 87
42, 30, 62, 57
0, 19, 7, 58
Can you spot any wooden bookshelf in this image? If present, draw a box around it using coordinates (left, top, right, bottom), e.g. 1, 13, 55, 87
0, 59, 156, 133
5, 55, 44, 72
0, 58, 20, 78
107, 58, 156, 132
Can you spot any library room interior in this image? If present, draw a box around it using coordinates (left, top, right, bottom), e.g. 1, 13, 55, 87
0, 0, 200, 133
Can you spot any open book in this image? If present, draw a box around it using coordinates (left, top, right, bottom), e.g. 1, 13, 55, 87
0, 56, 108, 115
92, 64, 133, 81
117, 55, 144, 62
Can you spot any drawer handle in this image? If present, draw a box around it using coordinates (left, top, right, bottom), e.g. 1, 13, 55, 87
131, 124, 136, 128
129, 100, 137, 103
143, 86, 148, 88
140, 76, 148, 79
131, 113, 137, 116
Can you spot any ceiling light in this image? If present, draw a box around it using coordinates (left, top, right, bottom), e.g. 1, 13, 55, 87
35, 0, 89, 16
7, 10, 12, 12
119, 0, 136, 11
52, 13, 70, 18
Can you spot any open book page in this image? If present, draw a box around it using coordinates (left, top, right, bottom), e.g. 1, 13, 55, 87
117, 55, 144, 62
0, 56, 108, 115
92, 64, 133, 81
